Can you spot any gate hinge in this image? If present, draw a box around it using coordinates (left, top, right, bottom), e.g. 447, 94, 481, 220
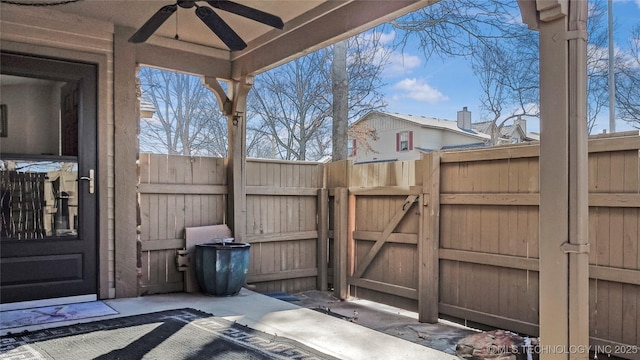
553, 30, 588, 42
560, 242, 590, 254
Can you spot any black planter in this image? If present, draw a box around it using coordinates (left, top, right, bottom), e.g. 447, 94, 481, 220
194, 242, 251, 296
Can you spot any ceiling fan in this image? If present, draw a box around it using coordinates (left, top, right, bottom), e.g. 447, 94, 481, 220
129, 0, 284, 51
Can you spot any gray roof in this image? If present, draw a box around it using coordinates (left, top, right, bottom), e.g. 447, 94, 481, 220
357, 111, 491, 141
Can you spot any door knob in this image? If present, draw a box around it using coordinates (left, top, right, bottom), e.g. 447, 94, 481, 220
79, 169, 95, 194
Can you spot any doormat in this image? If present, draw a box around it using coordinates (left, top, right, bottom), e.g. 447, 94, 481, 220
0, 308, 340, 360
0, 301, 118, 331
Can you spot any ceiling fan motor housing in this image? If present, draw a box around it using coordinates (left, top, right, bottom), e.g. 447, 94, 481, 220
177, 1, 196, 9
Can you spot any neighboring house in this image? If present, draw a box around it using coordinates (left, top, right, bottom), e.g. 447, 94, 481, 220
139, 95, 156, 119
348, 109, 490, 163
471, 116, 540, 145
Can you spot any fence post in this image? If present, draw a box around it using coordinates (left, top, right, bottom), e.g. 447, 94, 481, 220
333, 187, 349, 300
419, 152, 440, 323
317, 188, 329, 291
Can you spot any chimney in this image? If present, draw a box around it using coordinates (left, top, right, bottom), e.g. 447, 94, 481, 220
514, 116, 526, 134
457, 106, 471, 130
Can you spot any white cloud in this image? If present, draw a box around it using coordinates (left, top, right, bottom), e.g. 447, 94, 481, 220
378, 31, 396, 45
384, 52, 422, 77
393, 78, 449, 104
352, 30, 422, 77
614, 0, 640, 7
588, 42, 640, 71
357, 30, 395, 45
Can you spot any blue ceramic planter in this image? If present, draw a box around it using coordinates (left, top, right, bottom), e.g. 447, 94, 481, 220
194, 242, 251, 296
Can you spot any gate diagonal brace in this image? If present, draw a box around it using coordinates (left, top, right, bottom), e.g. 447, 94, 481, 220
560, 242, 590, 254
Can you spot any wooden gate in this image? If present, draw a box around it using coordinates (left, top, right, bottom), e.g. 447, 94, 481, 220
327, 159, 440, 320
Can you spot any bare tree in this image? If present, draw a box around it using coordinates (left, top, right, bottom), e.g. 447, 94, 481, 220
138, 67, 228, 156
248, 50, 331, 161
403, 0, 626, 137
616, 24, 640, 127
390, 0, 525, 60
469, 18, 549, 143
248, 32, 390, 161
583, 0, 617, 133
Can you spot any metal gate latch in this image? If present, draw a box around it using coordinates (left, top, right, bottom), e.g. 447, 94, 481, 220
560, 242, 590, 254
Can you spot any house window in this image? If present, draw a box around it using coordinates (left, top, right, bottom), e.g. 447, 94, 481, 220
348, 139, 356, 156
396, 131, 413, 152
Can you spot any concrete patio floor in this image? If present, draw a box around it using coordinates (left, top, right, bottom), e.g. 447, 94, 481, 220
2, 289, 473, 359
291, 290, 478, 355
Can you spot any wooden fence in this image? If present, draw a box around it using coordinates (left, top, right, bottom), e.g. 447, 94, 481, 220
244, 158, 325, 293
137, 154, 325, 295
138, 133, 639, 358
138, 154, 227, 294
328, 133, 640, 359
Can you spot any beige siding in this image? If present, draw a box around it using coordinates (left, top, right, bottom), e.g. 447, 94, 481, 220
351, 113, 487, 163
353, 115, 424, 163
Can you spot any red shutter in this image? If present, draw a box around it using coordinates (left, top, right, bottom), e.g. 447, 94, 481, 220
396, 132, 400, 152
409, 131, 414, 150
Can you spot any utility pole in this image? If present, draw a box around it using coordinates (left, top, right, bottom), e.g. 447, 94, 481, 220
608, 0, 616, 133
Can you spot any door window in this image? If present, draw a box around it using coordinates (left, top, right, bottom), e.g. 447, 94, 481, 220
1, 160, 78, 239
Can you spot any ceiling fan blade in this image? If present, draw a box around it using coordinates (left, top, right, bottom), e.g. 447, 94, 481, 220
196, 6, 247, 51
129, 4, 178, 43
206, 1, 284, 29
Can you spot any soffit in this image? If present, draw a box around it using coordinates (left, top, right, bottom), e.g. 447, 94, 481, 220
4, 0, 436, 79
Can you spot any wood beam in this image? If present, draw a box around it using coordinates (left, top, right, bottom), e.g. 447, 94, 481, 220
203, 77, 232, 115
136, 42, 230, 79
419, 153, 440, 323
202, 75, 252, 242
230, 0, 435, 78
539, 14, 571, 360
334, 187, 349, 300
348, 277, 418, 300
317, 188, 329, 291
226, 76, 253, 242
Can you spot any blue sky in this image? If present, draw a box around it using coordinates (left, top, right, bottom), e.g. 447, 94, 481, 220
378, 0, 640, 134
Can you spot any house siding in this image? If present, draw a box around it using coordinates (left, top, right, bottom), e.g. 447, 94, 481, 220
352, 112, 489, 163
358, 115, 423, 162
1, 6, 116, 298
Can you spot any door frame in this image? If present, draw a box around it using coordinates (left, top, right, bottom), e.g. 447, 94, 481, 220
0, 50, 100, 305
0, 40, 110, 302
